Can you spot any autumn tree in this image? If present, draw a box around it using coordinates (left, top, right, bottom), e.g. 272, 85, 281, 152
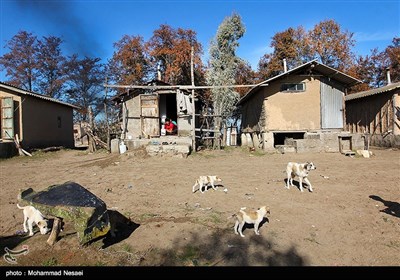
64, 55, 105, 122
385, 37, 400, 83
258, 20, 356, 80
206, 13, 245, 145
235, 59, 256, 97
35, 36, 67, 98
107, 35, 150, 90
308, 19, 355, 71
146, 24, 204, 85
346, 53, 375, 93
258, 26, 311, 79
348, 37, 400, 93
0, 31, 38, 91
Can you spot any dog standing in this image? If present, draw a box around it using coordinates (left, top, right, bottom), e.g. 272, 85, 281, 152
17, 204, 50, 236
286, 162, 316, 192
233, 206, 270, 237
192, 176, 222, 193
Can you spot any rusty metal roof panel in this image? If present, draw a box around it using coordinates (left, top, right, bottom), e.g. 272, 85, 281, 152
345, 81, 400, 101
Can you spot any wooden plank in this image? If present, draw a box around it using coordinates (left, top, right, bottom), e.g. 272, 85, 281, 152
47, 217, 62, 246
140, 94, 159, 137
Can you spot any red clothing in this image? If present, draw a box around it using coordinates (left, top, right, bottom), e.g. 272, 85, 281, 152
164, 121, 176, 133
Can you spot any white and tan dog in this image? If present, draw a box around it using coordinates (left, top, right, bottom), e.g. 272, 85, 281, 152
286, 161, 316, 192
17, 204, 50, 236
233, 206, 270, 237
192, 176, 222, 193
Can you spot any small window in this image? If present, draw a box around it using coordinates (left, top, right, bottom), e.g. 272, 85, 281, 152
281, 83, 305, 92
57, 116, 62, 128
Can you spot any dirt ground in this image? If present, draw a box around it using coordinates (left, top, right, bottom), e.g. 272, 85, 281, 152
0, 146, 399, 267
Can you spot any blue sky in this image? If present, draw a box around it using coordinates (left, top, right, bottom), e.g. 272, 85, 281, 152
0, 0, 399, 82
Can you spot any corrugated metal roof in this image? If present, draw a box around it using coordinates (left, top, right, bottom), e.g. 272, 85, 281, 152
345, 81, 400, 101
237, 59, 362, 105
0, 81, 80, 109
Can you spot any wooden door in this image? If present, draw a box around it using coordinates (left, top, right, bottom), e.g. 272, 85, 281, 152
140, 94, 159, 137
321, 80, 344, 129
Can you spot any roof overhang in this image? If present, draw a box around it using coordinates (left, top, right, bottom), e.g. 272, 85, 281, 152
345, 81, 400, 101
0, 82, 80, 109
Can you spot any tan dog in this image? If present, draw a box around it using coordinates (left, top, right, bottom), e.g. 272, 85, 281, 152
192, 176, 222, 193
286, 161, 316, 192
233, 206, 270, 237
17, 204, 50, 236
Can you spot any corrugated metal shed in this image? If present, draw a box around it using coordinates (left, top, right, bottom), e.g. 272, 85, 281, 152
345, 81, 400, 101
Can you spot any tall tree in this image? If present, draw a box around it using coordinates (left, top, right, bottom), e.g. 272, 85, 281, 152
206, 13, 245, 135
258, 26, 311, 79
308, 19, 355, 71
107, 35, 150, 89
35, 35, 67, 98
235, 59, 256, 97
0, 31, 38, 91
64, 55, 105, 122
348, 37, 399, 93
385, 37, 400, 83
258, 20, 356, 80
346, 53, 375, 93
146, 24, 204, 85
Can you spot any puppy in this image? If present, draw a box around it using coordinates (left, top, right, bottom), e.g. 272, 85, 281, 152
233, 206, 270, 237
286, 161, 316, 192
192, 176, 222, 193
17, 204, 50, 236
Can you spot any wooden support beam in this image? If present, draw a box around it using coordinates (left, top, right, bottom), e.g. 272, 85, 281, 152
47, 217, 62, 246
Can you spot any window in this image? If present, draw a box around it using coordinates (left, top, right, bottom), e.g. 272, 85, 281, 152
57, 116, 62, 128
281, 83, 305, 92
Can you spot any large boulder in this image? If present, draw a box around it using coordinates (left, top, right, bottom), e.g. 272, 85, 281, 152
19, 181, 110, 245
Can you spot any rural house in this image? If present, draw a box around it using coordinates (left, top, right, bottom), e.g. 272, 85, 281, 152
0, 82, 79, 158
237, 59, 363, 153
111, 79, 199, 156
345, 81, 400, 148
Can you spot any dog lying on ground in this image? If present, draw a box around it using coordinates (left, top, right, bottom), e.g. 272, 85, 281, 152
192, 176, 222, 193
286, 161, 316, 192
233, 206, 270, 237
17, 204, 50, 236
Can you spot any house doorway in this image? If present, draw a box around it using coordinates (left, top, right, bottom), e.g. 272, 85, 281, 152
159, 93, 177, 134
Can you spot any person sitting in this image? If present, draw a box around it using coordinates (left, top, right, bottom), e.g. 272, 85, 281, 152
164, 118, 177, 135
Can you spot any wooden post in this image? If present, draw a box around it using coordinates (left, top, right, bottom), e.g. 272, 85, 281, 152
88, 106, 97, 153
393, 94, 400, 135
190, 46, 196, 152
47, 217, 62, 246
104, 78, 110, 152
222, 124, 227, 147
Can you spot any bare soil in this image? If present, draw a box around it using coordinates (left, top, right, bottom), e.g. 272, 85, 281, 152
0, 146, 399, 267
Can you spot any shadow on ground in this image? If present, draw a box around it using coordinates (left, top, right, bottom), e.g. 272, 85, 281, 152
0, 235, 30, 257
370, 195, 400, 218
100, 210, 140, 249
139, 228, 308, 266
